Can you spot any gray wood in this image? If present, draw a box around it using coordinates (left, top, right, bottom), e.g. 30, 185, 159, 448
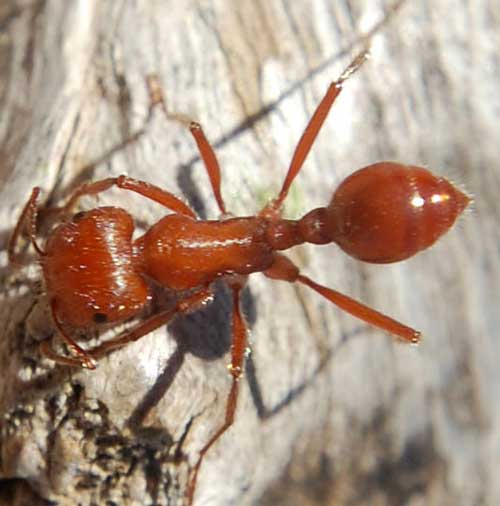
0, 1, 498, 505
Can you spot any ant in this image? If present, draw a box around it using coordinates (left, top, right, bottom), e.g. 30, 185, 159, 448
8, 32, 469, 506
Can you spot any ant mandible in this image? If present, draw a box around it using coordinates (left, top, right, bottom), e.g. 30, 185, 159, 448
9, 48, 469, 506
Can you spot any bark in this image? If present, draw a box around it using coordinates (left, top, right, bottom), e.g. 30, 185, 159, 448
0, 1, 498, 505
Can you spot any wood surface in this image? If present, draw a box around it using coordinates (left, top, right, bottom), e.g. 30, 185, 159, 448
0, 1, 498, 505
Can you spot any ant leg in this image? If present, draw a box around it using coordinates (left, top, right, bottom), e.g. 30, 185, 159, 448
61, 175, 196, 219
261, 49, 370, 217
49, 300, 98, 369
264, 253, 421, 344
186, 281, 247, 505
8, 187, 45, 265
82, 288, 213, 359
39, 341, 92, 368
189, 123, 227, 215
146, 76, 227, 215
40, 289, 213, 368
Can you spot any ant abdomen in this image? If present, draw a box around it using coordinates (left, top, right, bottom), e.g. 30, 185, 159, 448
326, 162, 470, 263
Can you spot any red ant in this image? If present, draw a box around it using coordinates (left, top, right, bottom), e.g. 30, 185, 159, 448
8, 45, 469, 505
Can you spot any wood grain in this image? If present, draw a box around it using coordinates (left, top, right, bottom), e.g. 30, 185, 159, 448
0, 1, 498, 505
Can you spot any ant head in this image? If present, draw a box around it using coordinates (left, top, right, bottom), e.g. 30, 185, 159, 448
326, 162, 470, 263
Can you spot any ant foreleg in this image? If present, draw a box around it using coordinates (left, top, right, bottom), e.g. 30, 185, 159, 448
186, 280, 248, 505
49, 299, 97, 369
146, 75, 227, 215
39, 341, 93, 368
41, 289, 214, 369
261, 49, 370, 218
60, 175, 196, 218
82, 288, 214, 360
8, 187, 45, 265
264, 254, 421, 344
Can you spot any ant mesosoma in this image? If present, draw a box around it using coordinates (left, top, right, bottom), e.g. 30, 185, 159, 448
8, 48, 469, 506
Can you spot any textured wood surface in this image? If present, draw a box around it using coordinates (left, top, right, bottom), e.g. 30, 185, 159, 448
0, 1, 498, 505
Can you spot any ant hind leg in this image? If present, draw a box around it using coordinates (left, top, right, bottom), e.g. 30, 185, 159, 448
264, 253, 421, 344
260, 49, 370, 218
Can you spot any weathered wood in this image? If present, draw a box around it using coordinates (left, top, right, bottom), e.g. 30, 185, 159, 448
0, 1, 498, 505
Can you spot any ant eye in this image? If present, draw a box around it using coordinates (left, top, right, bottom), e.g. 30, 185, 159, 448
72, 211, 87, 223
93, 312, 108, 323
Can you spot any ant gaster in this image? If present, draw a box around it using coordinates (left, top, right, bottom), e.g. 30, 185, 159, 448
9, 48, 469, 505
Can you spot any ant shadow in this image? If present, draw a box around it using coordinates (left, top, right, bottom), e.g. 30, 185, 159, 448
125, 280, 256, 432
1, 269, 370, 506
2, 243, 365, 422
124, 285, 368, 434
246, 326, 367, 421
118, 285, 370, 506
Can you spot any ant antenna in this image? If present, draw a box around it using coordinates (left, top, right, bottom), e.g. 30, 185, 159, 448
145, 74, 193, 128
146, 75, 227, 214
